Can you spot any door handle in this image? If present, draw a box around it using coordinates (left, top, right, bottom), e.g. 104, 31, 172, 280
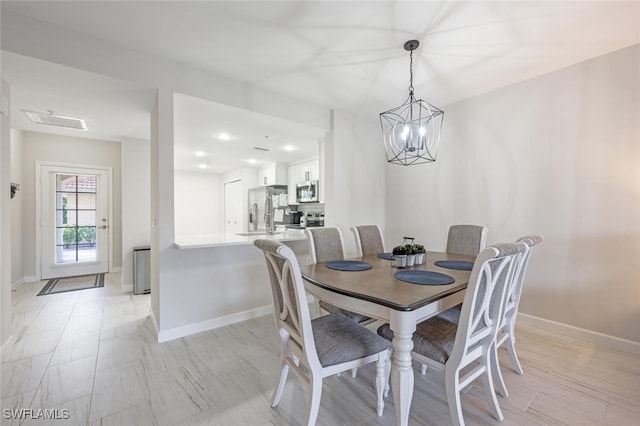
99, 225, 108, 229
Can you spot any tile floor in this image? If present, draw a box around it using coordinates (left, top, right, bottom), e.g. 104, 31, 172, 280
1, 272, 639, 425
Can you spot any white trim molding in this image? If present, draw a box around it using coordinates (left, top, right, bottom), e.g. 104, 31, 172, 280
23, 276, 40, 283
11, 278, 24, 289
517, 313, 640, 356
157, 295, 318, 343
157, 305, 272, 343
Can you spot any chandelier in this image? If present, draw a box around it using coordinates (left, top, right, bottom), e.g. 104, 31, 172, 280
380, 40, 444, 166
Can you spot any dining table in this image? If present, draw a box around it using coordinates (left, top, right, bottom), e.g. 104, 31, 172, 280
299, 251, 474, 426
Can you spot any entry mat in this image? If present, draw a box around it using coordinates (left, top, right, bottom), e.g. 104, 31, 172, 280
37, 273, 105, 296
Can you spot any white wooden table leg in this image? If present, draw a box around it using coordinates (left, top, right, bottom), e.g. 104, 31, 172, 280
390, 310, 416, 426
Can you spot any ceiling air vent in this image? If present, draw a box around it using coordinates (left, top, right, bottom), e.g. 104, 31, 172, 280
22, 110, 88, 131
253, 147, 270, 152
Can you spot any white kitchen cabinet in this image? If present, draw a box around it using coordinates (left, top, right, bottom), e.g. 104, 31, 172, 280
258, 162, 288, 186
298, 158, 319, 182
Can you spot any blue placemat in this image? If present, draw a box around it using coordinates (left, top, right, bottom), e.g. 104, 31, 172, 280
434, 260, 474, 271
326, 260, 373, 271
377, 252, 394, 260
395, 270, 455, 286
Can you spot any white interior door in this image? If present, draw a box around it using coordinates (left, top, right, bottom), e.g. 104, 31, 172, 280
224, 179, 244, 234
41, 165, 110, 279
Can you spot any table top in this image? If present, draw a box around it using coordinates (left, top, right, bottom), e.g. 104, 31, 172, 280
300, 251, 474, 312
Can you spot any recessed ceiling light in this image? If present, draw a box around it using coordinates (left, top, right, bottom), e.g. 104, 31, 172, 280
247, 159, 257, 164
194, 151, 206, 157
198, 164, 209, 169
283, 145, 297, 152
214, 132, 233, 141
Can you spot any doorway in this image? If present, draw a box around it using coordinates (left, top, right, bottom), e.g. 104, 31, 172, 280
224, 179, 244, 234
39, 163, 112, 279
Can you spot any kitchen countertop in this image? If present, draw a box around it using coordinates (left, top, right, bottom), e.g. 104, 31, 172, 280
174, 230, 307, 249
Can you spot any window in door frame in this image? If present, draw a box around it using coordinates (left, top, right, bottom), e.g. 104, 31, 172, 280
35, 160, 114, 281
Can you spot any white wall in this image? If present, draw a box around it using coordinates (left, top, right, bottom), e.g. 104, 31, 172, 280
17, 131, 122, 279
121, 136, 150, 291
325, 110, 387, 257
10, 129, 23, 285
174, 171, 222, 237
1, 78, 12, 345
386, 44, 640, 343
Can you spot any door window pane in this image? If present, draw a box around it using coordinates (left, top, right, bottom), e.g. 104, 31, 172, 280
77, 226, 96, 244
56, 174, 76, 192
55, 173, 98, 264
77, 193, 96, 209
77, 175, 97, 193
77, 211, 96, 226
56, 227, 77, 246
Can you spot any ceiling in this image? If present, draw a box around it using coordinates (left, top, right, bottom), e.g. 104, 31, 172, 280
174, 93, 325, 173
2, 51, 156, 143
2, 1, 639, 172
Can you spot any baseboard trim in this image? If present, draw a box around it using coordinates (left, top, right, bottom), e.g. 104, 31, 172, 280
122, 283, 133, 293
517, 313, 640, 356
11, 278, 24, 289
157, 305, 272, 343
24, 276, 39, 283
111, 266, 122, 273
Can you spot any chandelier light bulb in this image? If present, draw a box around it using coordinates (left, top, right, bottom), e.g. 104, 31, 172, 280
401, 125, 410, 140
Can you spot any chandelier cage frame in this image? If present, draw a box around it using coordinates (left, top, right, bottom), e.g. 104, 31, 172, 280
379, 39, 444, 166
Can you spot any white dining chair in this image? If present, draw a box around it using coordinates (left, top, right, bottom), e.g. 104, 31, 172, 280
416, 223, 489, 376
305, 227, 372, 324
446, 224, 488, 257
490, 234, 544, 397
378, 242, 527, 426
254, 239, 391, 424
351, 225, 386, 257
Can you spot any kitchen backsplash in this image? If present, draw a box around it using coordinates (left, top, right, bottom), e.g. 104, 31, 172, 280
295, 203, 324, 216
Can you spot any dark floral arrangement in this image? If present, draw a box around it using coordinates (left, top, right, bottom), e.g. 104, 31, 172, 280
10, 182, 20, 199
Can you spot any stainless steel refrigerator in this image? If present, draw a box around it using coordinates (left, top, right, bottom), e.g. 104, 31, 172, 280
248, 185, 288, 232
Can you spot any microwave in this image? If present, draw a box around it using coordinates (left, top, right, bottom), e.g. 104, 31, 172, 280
296, 180, 319, 203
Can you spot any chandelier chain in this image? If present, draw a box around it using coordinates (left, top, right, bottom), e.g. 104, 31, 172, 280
409, 49, 414, 95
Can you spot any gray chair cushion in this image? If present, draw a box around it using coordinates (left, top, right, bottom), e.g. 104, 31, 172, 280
310, 228, 344, 263
356, 225, 384, 256
446, 225, 486, 257
313, 313, 390, 367
319, 300, 372, 324
377, 314, 459, 364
